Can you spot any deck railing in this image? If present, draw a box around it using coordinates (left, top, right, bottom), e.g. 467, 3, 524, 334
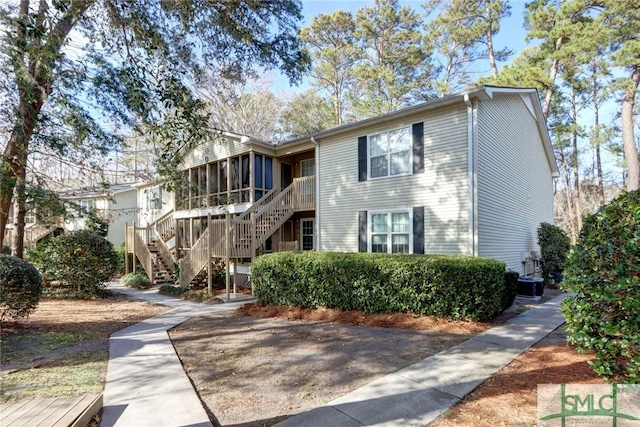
293, 176, 315, 211
277, 241, 299, 252
154, 210, 175, 241
131, 227, 154, 279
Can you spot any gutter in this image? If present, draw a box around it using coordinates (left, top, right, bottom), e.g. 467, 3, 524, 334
464, 94, 477, 256
311, 136, 320, 251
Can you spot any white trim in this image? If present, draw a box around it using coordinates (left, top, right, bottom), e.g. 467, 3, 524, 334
367, 208, 413, 254
367, 125, 413, 180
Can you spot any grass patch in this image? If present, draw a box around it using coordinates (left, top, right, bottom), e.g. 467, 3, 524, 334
1, 330, 99, 365
0, 349, 108, 403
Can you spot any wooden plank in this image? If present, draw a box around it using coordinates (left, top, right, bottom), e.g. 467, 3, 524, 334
21, 396, 79, 427
0, 394, 102, 427
0, 399, 35, 422
0, 397, 44, 426
69, 394, 102, 427
51, 394, 101, 427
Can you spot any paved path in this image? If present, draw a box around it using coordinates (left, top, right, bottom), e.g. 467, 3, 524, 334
101, 284, 249, 427
102, 283, 565, 427
276, 295, 566, 427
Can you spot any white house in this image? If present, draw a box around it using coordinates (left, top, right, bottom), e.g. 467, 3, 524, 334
126, 86, 558, 286
63, 182, 139, 246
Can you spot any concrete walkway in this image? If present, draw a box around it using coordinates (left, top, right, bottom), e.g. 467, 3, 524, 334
276, 295, 566, 427
102, 283, 565, 427
101, 284, 250, 427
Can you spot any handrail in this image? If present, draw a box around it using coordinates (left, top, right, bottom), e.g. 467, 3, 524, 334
278, 241, 299, 252
179, 226, 211, 288
293, 176, 316, 211
154, 210, 175, 241
132, 228, 154, 280
235, 187, 280, 222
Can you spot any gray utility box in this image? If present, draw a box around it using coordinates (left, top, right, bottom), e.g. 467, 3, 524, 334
517, 277, 544, 297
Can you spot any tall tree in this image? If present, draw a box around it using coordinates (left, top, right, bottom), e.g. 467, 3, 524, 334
300, 11, 361, 126
351, 0, 431, 118
600, 0, 640, 191
280, 90, 334, 138
0, 0, 309, 254
424, 0, 511, 96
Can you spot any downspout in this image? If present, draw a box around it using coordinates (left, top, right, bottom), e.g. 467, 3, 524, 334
464, 94, 476, 256
311, 136, 320, 251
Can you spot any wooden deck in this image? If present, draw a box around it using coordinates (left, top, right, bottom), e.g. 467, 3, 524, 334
0, 394, 102, 427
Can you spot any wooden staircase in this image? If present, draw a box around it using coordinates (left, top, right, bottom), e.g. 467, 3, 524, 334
128, 176, 315, 289
126, 210, 177, 285
178, 176, 316, 288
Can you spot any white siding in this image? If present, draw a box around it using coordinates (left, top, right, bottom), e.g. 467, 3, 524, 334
106, 190, 138, 246
476, 93, 554, 273
319, 105, 469, 254
136, 184, 174, 227
181, 137, 267, 169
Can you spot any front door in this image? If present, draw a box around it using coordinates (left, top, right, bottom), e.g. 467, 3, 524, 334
281, 163, 293, 190
300, 219, 315, 251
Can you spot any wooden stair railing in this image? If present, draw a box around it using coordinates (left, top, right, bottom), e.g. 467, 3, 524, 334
178, 219, 229, 288
130, 227, 154, 281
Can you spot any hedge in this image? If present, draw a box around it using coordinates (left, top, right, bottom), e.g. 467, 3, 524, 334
252, 252, 508, 321
562, 190, 640, 382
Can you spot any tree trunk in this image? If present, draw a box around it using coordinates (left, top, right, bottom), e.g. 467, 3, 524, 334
621, 65, 640, 191
571, 92, 583, 233
592, 67, 605, 207
485, 2, 498, 79
12, 176, 27, 259
542, 37, 563, 119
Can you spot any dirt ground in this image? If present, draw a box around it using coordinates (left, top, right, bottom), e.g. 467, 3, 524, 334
0, 294, 169, 372
430, 325, 605, 427
170, 289, 577, 427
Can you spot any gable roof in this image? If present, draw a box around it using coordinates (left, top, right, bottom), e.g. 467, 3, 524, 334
281, 86, 559, 177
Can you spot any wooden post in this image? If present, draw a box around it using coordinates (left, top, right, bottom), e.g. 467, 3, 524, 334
233, 258, 237, 296
207, 214, 212, 295
225, 211, 231, 301
124, 222, 129, 275
132, 221, 136, 274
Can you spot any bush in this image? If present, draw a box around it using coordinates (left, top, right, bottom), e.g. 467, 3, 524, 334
561, 190, 640, 382
29, 230, 119, 294
1, 245, 10, 255
252, 252, 507, 321
159, 284, 187, 296
121, 271, 151, 289
0, 255, 43, 320
537, 222, 570, 286
502, 270, 519, 311
114, 244, 136, 276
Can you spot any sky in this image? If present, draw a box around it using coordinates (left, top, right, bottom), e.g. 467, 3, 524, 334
269, 0, 624, 183
271, 0, 531, 94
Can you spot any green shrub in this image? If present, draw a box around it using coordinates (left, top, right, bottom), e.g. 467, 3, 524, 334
114, 244, 135, 276
537, 222, 570, 286
121, 271, 151, 289
0, 255, 43, 320
252, 252, 507, 321
26, 238, 55, 283
29, 230, 119, 294
561, 190, 640, 383
159, 284, 187, 296
502, 270, 519, 311
1, 245, 10, 255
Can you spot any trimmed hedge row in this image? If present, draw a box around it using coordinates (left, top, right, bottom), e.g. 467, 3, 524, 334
252, 252, 508, 321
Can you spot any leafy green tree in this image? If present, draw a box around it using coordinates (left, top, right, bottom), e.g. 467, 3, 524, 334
300, 11, 362, 126
600, 0, 640, 191
350, 0, 431, 118
0, 0, 310, 255
280, 90, 334, 138
424, 0, 512, 96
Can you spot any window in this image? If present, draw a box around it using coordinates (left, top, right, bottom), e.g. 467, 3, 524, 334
369, 126, 412, 179
301, 219, 314, 250
146, 186, 163, 210
368, 210, 411, 254
79, 199, 96, 211
300, 158, 315, 177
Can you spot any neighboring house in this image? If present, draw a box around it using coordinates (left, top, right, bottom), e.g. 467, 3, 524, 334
135, 181, 174, 228
126, 86, 558, 288
62, 182, 139, 246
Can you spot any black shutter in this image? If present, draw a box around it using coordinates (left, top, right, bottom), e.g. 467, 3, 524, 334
412, 122, 424, 174
358, 211, 368, 252
358, 136, 368, 181
413, 206, 424, 254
